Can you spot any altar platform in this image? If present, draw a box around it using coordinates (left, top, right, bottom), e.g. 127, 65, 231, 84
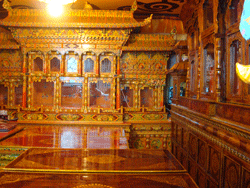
0, 124, 198, 188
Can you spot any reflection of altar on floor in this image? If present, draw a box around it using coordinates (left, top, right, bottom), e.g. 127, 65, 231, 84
0, 125, 128, 149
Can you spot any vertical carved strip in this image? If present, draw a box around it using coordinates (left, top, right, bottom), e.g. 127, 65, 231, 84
58, 79, 61, 109
135, 83, 139, 109
44, 53, 48, 74
84, 77, 88, 111
112, 78, 116, 109
22, 50, 27, 108
197, 46, 201, 99
9, 80, 14, 107
117, 56, 120, 75
22, 76, 27, 108
27, 76, 32, 109
96, 56, 99, 75
186, 63, 190, 97
154, 86, 158, 109
55, 76, 59, 110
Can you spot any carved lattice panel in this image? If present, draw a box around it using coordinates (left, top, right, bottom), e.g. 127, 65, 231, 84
208, 146, 221, 182
223, 157, 240, 188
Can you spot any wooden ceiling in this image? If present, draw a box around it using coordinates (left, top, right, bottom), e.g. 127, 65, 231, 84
0, 0, 187, 19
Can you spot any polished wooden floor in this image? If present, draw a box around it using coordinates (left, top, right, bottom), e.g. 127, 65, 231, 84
0, 124, 198, 188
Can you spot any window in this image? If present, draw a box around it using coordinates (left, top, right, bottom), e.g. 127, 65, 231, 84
101, 58, 111, 73
67, 57, 77, 73
50, 57, 60, 72
84, 58, 94, 73
204, 43, 214, 93
230, 40, 241, 95
33, 57, 43, 72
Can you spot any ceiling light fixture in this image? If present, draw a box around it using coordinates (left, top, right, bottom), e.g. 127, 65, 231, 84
38, 0, 76, 17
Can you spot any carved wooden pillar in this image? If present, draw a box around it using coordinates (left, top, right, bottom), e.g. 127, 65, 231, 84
22, 49, 27, 108
22, 76, 27, 108
84, 77, 88, 111
9, 80, 14, 107
112, 78, 116, 110
116, 77, 120, 110
116, 56, 121, 109
197, 46, 201, 99
27, 76, 32, 109
96, 56, 99, 75
154, 86, 158, 109
44, 52, 48, 74
117, 56, 120, 75
160, 86, 164, 108
55, 75, 60, 110
215, 37, 222, 102
135, 82, 139, 109
186, 63, 190, 97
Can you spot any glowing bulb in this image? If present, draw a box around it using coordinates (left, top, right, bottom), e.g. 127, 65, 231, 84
47, 2, 63, 17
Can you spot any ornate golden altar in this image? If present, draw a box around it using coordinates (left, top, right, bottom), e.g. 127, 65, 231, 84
0, 0, 174, 149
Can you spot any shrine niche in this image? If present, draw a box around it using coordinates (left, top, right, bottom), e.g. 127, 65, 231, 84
48, 51, 62, 75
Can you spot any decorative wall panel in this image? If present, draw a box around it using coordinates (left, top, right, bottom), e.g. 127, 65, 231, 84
0, 50, 22, 72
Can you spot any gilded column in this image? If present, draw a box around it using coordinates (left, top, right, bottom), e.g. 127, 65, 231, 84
9, 80, 14, 107
215, 37, 222, 102
116, 78, 120, 110
84, 77, 88, 112
154, 86, 158, 109
197, 46, 201, 99
96, 56, 99, 75
44, 53, 48, 74
55, 75, 60, 110
22, 49, 27, 108
186, 63, 190, 97
27, 76, 32, 109
158, 86, 163, 109
112, 78, 116, 110
116, 56, 121, 110
134, 82, 139, 109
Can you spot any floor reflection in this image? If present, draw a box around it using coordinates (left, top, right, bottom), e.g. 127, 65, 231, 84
0, 125, 128, 149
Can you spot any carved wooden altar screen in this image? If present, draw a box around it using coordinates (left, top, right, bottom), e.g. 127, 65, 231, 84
0, 1, 173, 150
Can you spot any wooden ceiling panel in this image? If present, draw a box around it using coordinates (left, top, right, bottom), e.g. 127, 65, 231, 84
0, 0, 187, 19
